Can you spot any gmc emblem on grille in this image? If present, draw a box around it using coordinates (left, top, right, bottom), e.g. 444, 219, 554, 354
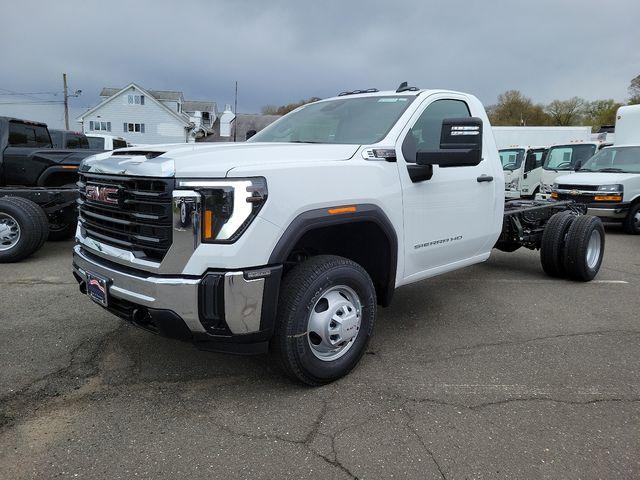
86, 185, 120, 205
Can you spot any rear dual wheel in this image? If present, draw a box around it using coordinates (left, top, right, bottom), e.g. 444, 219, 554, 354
0, 197, 49, 263
540, 212, 604, 281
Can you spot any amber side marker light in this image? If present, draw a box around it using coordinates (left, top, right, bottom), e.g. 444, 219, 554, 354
594, 195, 622, 202
203, 210, 214, 240
328, 205, 357, 215
61, 165, 78, 170
550, 192, 558, 199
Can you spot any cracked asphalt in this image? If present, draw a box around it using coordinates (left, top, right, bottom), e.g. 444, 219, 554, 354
1, 226, 638, 479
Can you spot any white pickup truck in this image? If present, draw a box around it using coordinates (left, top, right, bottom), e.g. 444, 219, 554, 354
72, 85, 605, 385
551, 105, 640, 234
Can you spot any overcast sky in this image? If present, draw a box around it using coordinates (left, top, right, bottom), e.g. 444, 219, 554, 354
1, 0, 638, 129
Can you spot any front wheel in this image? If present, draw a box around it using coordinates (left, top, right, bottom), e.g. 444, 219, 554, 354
622, 203, 640, 234
273, 255, 376, 386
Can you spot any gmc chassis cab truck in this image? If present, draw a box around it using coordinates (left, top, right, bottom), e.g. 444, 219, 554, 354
72, 86, 606, 385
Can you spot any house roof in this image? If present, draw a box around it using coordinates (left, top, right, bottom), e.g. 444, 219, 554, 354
182, 100, 217, 113
77, 83, 191, 126
100, 87, 183, 101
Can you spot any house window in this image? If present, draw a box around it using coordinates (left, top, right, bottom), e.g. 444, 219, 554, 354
89, 120, 111, 132
124, 123, 145, 133
127, 94, 145, 105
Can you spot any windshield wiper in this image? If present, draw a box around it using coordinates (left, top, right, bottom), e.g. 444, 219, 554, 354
597, 168, 624, 172
289, 140, 323, 144
579, 168, 593, 172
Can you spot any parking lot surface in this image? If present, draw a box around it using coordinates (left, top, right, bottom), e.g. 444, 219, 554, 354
1, 227, 638, 479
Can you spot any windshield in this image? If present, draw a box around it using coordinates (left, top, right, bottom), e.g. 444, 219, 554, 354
499, 149, 525, 170
580, 146, 640, 174
543, 144, 596, 171
66, 133, 90, 149
87, 137, 105, 149
248, 96, 415, 144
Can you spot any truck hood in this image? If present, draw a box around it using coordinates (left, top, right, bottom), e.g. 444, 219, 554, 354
79, 142, 360, 177
31, 148, 103, 165
554, 172, 640, 185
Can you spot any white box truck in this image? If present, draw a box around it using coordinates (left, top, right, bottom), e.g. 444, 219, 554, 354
494, 127, 591, 198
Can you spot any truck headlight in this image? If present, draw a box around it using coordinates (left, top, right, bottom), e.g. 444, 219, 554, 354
176, 178, 267, 243
541, 183, 552, 194
597, 184, 623, 193
507, 178, 519, 189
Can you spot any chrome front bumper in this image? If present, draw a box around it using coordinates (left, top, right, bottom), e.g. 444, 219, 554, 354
586, 206, 629, 219
72, 245, 268, 336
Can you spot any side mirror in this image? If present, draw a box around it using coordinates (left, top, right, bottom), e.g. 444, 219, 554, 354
416, 117, 483, 168
246, 129, 257, 140
574, 160, 582, 172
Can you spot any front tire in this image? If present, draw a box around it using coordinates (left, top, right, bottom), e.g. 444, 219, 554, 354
273, 255, 376, 386
622, 203, 640, 235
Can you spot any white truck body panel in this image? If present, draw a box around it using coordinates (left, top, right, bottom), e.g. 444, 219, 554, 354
492, 126, 591, 150
614, 105, 640, 146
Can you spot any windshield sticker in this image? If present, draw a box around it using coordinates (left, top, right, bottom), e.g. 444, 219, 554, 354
378, 98, 407, 103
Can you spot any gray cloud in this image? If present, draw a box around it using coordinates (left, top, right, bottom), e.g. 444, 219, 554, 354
1, 0, 638, 128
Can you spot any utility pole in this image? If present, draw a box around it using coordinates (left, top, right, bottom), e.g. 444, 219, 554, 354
233, 81, 238, 142
63, 73, 69, 129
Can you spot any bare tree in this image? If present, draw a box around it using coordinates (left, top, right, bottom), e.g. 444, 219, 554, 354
487, 90, 550, 126
545, 97, 586, 126
629, 74, 640, 104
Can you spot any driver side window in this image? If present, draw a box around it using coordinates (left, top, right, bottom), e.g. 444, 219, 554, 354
402, 99, 471, 163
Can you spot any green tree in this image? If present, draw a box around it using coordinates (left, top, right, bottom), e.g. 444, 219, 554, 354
261, 97, 321, 116
487, 90, 550, 126
629, 74, 640, 105
545, 97, 586, 126
583, 99, 622, 131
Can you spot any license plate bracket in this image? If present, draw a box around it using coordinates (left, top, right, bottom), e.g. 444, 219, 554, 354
86, 271, 109, 307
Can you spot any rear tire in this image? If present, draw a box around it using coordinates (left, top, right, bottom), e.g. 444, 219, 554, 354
0, 197, 48, 263
540, 211, 576, 278
564, 215, 605, 281
3, 196, 49, 250
273, 255, 376, 386
622, 203, 640, 234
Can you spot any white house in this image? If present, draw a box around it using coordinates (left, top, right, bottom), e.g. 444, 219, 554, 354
76, 83, 217, 145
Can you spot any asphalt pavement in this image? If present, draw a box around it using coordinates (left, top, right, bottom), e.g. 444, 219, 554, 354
0, 226, 638, 479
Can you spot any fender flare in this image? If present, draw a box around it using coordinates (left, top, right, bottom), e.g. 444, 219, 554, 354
268, 203, 398, 306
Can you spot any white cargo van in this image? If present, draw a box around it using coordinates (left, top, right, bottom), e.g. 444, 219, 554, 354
552, 105, 640, 234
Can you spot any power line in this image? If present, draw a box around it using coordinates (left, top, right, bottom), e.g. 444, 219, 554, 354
0, 100, 64, 105
0, 91, 60, 96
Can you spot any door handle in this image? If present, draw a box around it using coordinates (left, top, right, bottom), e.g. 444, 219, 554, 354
477, 175, 493, 183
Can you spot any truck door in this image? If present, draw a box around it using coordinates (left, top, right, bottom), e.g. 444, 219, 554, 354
396, 94, 500, 282
520, 148, 545, 197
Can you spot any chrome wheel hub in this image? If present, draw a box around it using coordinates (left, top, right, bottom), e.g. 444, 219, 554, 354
0, 213, 20, 251
585, 230, 602, 269
307, 285, 362, 362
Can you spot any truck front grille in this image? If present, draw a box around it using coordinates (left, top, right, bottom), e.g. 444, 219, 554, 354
77, 173, 173, 261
